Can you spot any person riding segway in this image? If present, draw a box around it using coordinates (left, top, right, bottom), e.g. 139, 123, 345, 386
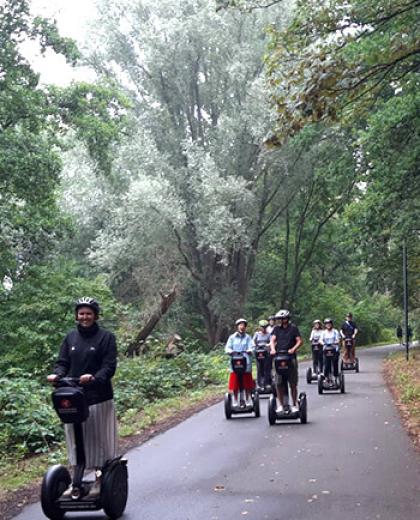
224, 319, 260, 418
268, 310, 307, 424
253, 320, 272, 395
318, 318, 345, 394
340, 312, 359, 372
43, 297, 128, 519
307, 319, 323, 383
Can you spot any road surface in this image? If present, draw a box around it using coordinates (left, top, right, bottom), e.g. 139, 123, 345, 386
14, 345, 420, 520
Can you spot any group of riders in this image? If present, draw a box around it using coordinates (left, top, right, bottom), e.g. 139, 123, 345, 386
225, 310, 358, 413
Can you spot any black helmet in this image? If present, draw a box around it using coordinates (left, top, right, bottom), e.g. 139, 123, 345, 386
75, 297, 100, 316
275, 309, 290, 319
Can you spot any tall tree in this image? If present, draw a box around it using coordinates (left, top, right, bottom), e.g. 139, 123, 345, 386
79, 0, 296, 344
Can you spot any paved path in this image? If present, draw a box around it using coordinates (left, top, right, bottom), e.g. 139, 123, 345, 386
14, 345, 420, 520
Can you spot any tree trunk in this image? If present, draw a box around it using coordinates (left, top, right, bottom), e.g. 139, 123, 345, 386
127, 286, 177, 357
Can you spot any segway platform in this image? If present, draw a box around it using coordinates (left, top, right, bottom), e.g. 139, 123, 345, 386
268, 392, 307, 425
318, 373, 345, 394
341, 357, 359, 373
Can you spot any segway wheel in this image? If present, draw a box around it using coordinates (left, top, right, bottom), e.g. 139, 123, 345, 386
224, 393, 232, 419
101, 460, 128, 519
318, 375, 323, 395
340, 373, 345, 393
340, 360, 344, 371
306, 367, 312, 385
41, 464, 71, 520
254, 393, 260, 418
298, 393, 307, 424
355, 358, 359, 373
268, 395, 276, 425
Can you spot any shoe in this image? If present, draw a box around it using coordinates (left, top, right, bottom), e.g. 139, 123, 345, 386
291, 405, 299, 413
276, 405, 284, 413
246, 398, 253, 407
62, 484, 73, 498
89, 478, 101, 497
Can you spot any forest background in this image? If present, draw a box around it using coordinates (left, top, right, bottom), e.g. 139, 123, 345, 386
0, 0, 419, 467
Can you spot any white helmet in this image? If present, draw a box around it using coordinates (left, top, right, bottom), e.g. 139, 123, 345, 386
275, 309, 290, 319
235, 318, 248, 326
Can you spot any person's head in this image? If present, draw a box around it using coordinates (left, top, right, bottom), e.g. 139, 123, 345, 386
268, 315, 275, 326
258, 319, 269, 331
75, 297, 100, 327
324, 318, 333, 329
346, 312, 353, 320
275, 309, 290, 327
235, 318, 248, 333
313, 319, 322, 330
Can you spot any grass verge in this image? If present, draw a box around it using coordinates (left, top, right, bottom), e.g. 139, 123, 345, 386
383, 349, 420, 452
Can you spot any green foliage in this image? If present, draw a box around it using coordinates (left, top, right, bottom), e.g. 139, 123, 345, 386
265, 0, 420, 140
114, 350, 226, 419
0, 0, 128, 278
0, 369, 62, 459
0, 260, 118, 375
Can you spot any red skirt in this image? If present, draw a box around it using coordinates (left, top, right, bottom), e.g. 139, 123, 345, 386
228, 372, 255, 392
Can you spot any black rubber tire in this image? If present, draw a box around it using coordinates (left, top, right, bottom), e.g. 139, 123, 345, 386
102, 461, 128, 519
268, 395, 276, 425
355, 359, 359, 373
254, 393, 260, 418
340, 373, 345, 393
41, 464, 71, 520
306, 367, 312, 384
318, 376, 323, 395
299, 393, 308, 424
224, 393, 232, 419
340, 360, 344, 371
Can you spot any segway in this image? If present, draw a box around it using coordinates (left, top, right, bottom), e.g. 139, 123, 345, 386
341, 338, 359, 372
318, 345, 345, 394
268, 354, 307, 425
41, 378, 128, 519
224, 352, 260, 419
306, 340, 323, 384
254, 345, 272, 396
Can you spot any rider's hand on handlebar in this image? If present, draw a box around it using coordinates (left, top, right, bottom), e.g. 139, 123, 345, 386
79, 373, 95, 384
47, 374, 59, 383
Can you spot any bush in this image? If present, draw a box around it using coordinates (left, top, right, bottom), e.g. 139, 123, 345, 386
0, 370, 62, 461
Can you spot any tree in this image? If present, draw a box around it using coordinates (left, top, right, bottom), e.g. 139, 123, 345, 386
265, 0, 420, 140
76, 0, 296, 345
0, 0, 128, 282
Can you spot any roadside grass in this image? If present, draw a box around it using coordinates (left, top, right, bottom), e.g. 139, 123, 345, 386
0, 382, 225, 500
383, 349, 420, 450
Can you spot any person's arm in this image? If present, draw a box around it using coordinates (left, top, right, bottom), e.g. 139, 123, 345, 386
309, 330, 314, 341
247, 335, 254, 353
93, 333, 117, 383
352, 323, 358, 339
270, 333, 277, 355
319, 331, 325, 346
225, 335, 234, 354
288, 333, 303, 355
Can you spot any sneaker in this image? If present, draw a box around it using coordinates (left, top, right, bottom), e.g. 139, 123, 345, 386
291, 405, 299, 413
62, 484, 73, 498
245, 398, 253, 407
89, 478, 101, 497
276, 405, 284, 413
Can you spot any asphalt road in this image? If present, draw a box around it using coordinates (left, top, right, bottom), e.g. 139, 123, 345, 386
14, 345, 420, 520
